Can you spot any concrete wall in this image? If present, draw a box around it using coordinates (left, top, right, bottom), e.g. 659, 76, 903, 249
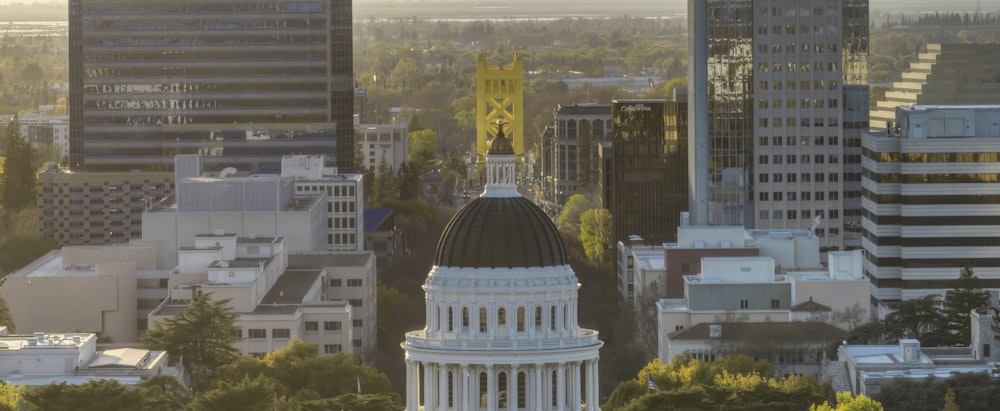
664, 247, 759, 298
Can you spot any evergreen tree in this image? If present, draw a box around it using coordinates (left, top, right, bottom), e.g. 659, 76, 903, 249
2, 115, 38, 216
942, 265, 991, 346
140, 293, 241, 392
370, 155, 397, 207
884, 295, 945, 344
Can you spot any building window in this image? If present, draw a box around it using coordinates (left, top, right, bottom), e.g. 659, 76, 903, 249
305, 322, 318, 331
330, 279, 342, 287
230, 328, 243, 339
739, 299, 750, 310
272, 329, 291, 339
480, 308, 487, 332
675, 325, 685, 331
349, 299, 362, 307
771, 299, 780, 309
249, 329, 266, 339
534, 306, 542, 329
498, 308, 506, 325
324, 321, 342, 331
353, 319, 363, 328
347, 279, 362, 287
448, 307, 454, 331
324, 344, 342, 354
353, 339, 362, 348
462, 308, 469, 328
517, 308, 525, 332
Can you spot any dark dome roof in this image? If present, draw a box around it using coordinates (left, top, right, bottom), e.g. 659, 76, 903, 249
435, 197, 567, 268
487, 130, 515, 155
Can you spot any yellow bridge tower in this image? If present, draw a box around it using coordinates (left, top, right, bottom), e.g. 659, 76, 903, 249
476, 53, 524, 162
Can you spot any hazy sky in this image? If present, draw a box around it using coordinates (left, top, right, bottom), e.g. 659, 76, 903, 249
0, 0, 992, 14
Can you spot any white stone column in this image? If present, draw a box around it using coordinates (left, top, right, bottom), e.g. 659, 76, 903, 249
459, 364, 468, 411
572, 362, 582, 411
439, 363, 449, 411
404, 360, 415, 411
556, 364, 566, 411
510, 364, 519, 411
423, 362, 433, 411
487, 364, 496, 411
589, 359, 601, 411
535, 364, 544, 411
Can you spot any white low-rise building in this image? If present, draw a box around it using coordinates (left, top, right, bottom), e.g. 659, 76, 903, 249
657, 250, 870, 362
0, 329, 180, 387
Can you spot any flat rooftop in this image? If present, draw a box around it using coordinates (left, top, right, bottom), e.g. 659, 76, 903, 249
287, 253, 372, 270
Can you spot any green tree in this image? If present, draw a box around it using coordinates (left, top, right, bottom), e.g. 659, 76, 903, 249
579, 208, 611, 268
884, 295, 945, 344
556, 194, 594, 238
216, 340, 396, 403
189, 375, 279, 411
135, 375, 190, 411
0, 235, 57, 274
942, 265, 991, 345
20, 63, 44, 82
332, 393, 404, 411
940, 388, 959, 411
2, 116, 38, 216
370, 156, 398, 207
23, 380, 142, 411
811, 392, 884, 411
0, 382, 22, 411
140, 293, 241, 392
408, 129, 438, 178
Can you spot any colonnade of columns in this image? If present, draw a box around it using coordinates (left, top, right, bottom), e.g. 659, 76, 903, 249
405, 358, 600, 411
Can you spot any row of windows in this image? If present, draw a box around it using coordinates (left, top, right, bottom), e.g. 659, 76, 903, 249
758, 154, 841, 165
327, 217, 356, 229
757, 43, 840, 56
298, 184, 356, 198
433, 304, 571, 334
232, 328, 291, 339
759, 191, 842, 203
759, 6, 838, 18
758, 117, 839, 128
758, 136, 841, 146
758, 98, 838, 110
759, 173, 840, 183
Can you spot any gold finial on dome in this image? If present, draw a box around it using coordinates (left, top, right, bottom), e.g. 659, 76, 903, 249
487, 119, 515, 155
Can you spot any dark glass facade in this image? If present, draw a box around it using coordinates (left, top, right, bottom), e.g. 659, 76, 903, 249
610, 99, 689, 243
69, 0, 353, 172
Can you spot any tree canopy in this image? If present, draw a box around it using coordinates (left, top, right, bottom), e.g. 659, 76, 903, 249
942, 265, 991, 346
140, 293, 241, 392
604, 356, 828, 411
579, 208, 612, 268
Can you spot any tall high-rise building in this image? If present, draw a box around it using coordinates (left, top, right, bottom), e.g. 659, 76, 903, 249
69, 0, 354, 172
688, 0, 869, 252
870, 43, 1000, 131
862, 105, 1000, 314
610, 98, 688, 243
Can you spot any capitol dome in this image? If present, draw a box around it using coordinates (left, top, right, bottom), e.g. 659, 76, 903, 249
435, 196, 566, 268
401, 121, 602, 411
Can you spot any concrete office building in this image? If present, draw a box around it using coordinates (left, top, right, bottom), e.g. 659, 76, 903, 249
688, 0, 869, 254
610, 99, 688, 244
1, 114, 69, 156
150, 233, 377, 361
870, 43, 1000, 131
281, 155, 364, 252
0, 242, 170, 343
861, 105, 1000, 312
38, 166, 174, 246
356, 123, 409, 173
552, 103, 612, 203
69, 0, 354, 172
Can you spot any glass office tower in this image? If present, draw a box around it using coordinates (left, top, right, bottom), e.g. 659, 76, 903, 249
69, 0, 354, 172
689, 0, 869, 252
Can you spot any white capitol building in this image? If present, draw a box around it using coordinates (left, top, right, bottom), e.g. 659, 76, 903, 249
401, 125, 603, 410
